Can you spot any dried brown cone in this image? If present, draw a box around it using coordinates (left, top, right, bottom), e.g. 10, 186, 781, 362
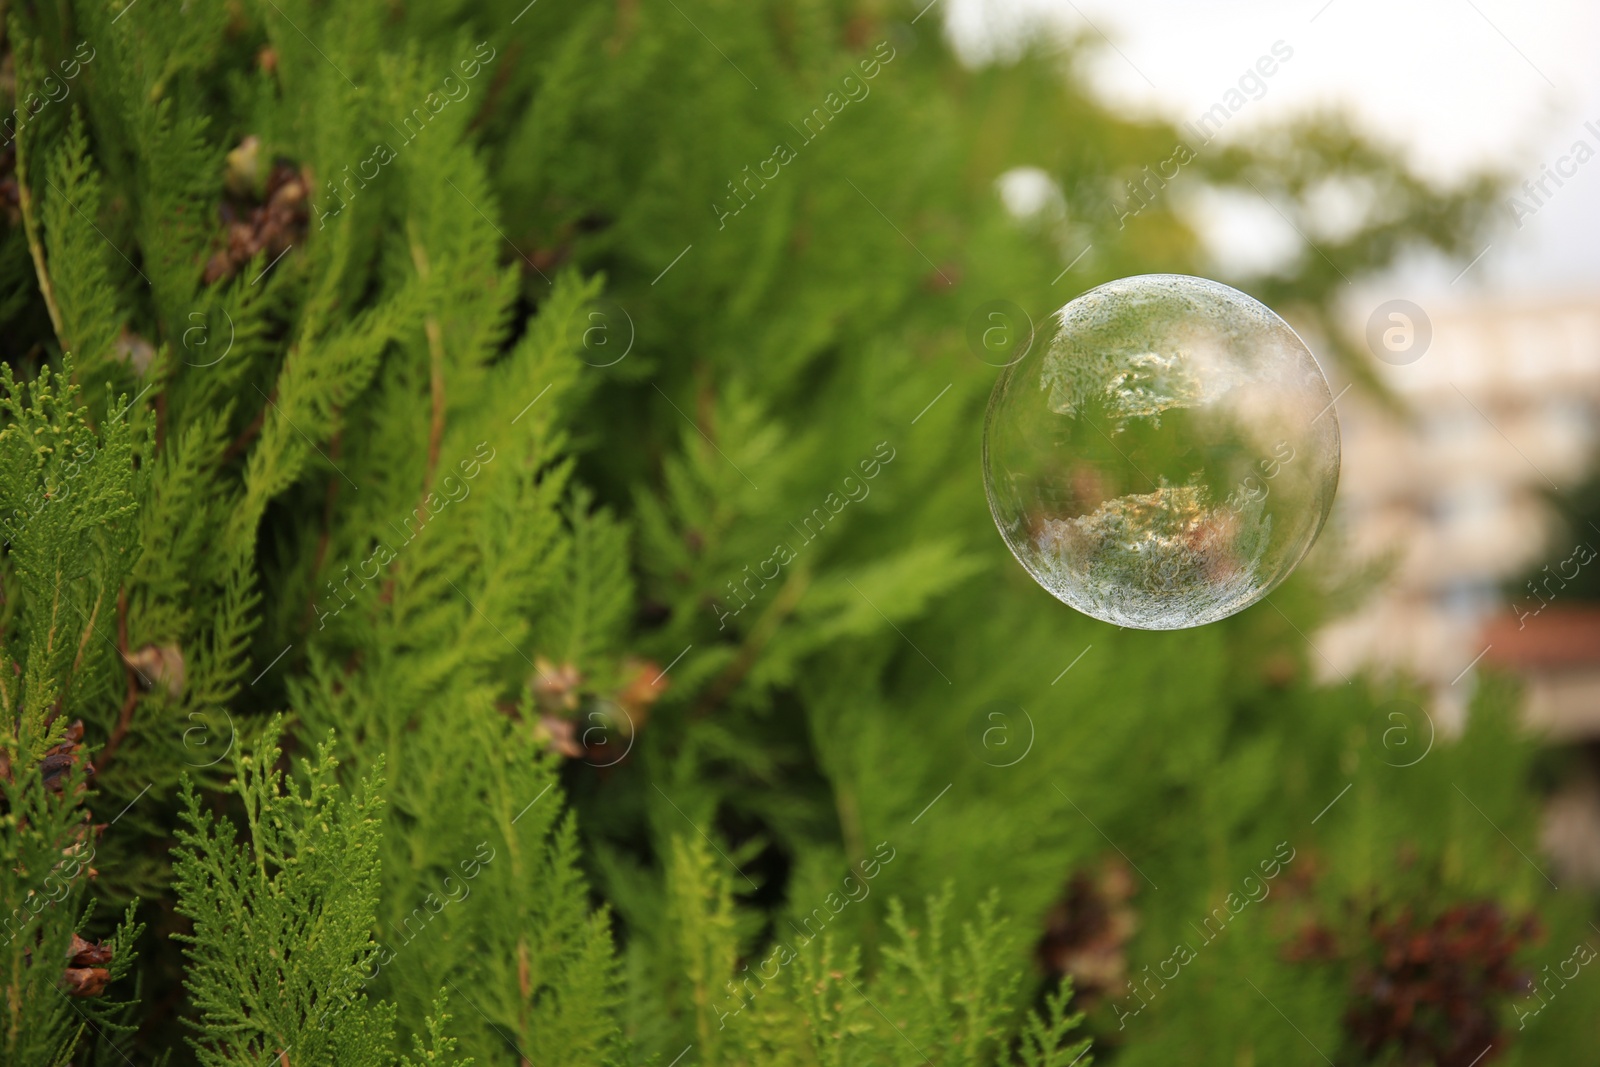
535, 712, 584, 760
1288, 897, 1541, 1067
123, 643, 186, 697
530, 656, 667, 765
62, 933, 114, 997
1354, 903, 1539, 1066
203, 146, 309, 286
1037, 858, 1139, 1007
1284, 920, 1341, 964
62, 967, 111, 997
614, 655, 666, 727
40, 720, 93, 797
531, 657, 583, 714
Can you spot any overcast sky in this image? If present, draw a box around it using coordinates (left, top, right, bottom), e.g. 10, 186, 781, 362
944, 0, 1600, 298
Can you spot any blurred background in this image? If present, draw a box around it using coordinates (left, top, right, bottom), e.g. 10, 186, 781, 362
948, 0, 1600, 884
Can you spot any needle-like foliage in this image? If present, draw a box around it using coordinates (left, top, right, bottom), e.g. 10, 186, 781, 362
0, 1, 1587, 1065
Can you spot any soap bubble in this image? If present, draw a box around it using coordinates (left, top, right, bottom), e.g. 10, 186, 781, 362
982, 275, 1340, 630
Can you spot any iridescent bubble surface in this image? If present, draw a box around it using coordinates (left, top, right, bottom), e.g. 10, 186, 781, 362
982, 275, 1340, 630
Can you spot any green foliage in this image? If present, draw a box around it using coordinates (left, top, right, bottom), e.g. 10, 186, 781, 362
648, 834, 1092, 1067
0, 0, 1584, 1065
172, 719, 396, 1066
173, 720, 474, 1067
40, 114, 123, 378
0, 360, 139, 761
0, 360, 142, 1066
0, 758, 141, 1067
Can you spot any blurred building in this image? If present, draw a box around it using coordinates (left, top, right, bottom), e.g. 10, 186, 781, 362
1317, 291, 1600, 732
1312, 290, 1600, 886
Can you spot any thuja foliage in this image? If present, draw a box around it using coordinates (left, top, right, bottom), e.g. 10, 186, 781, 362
0, 0, 1592, 1065
172, 719, 470, 1067
0, 361, 143, 1065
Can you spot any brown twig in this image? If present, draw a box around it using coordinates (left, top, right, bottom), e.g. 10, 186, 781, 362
424, 322, 445, 486
301, 432, 344, 633
222, 400, 269, 464
371, 228, 448, 613
12, 104, 67, 351
609, 0, 639, 54
68, 587, 103, 685
408, 231, 447, 496
466, 40, 523, 135
369, 227, 448, 614
517, 938, 533, 1067
97, 588, 141, 772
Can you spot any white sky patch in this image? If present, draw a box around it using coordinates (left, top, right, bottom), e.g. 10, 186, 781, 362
943, 0, 1600, 292
997, 165, 1067, 220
